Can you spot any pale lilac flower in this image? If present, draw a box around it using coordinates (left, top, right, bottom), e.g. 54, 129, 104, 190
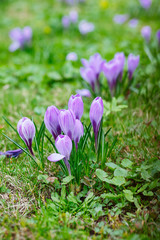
66, 52, 78, 61
79, 20, 95, 35
58, 109, 76, 139
141, 26, 151, 43
139, 0, 152, 9
62, 16, 70, 28
80, 67, 97, 91
128, 54, 140, 80
76, 89, 91, 97
48, 135, 72, 175
44, 106, 61, 140
113, 14, 128, 24
17, 117, 35, 156
9, 26, 32, 52
69, 10, 78, 23
156, 30, 160, 46
90, 97, 104, 150
68, 94, 84, 120
114, 52, 125, 81
73, 119, 84, 149
103, 59, 120, 95
0, 149, 23, 158
128, 19, 139, 28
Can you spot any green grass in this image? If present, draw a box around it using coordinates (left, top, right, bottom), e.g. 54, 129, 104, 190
0, 0, 160, 239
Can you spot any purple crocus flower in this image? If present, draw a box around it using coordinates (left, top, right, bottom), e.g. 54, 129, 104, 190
69, 10, 78, 23
9, 26, 32, 52
114, 52, 125, 81
141, 26, 151, 43
73, 119, 84, 149
113, 14, 128, 24
90, 97, 104, 150
62, 16, 70, 28
156, 30, 160, 46
128, 19, 139, 28
103, 59, 120, 96
80, 67, 97, 91
0, 149, 23, 158
44, 106, 61, 140
79, 20, 95, 35
128, 54, 140, 80
58, 109, 76, 139
139, 0, 152, 9
48, 135, 72, 175
66, 52, 78, 61
17, 117, 35, 156
76, 89, 91, 97
68, 94, 84, 120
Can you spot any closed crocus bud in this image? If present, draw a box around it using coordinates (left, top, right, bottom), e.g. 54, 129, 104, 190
141, 26, 151, 43
44, 106, 61, 140
17, 117, 35, 155
128, 54, 140, 80
103, 59, 120, 95
156, 30, 160, 46
88, 53, 105, 78
90, 97, 104, 150
73, 119, 84, 149
68, 94, 84, 120
48, 135, 72, 175
80, 67, 97, 91
114, 52, 125, 81
58, 109, 76, 139
139, 0, 152, 9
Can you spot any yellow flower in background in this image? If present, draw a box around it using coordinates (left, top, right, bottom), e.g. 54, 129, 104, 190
44, 26, 51, 34
100, 0, 109, 9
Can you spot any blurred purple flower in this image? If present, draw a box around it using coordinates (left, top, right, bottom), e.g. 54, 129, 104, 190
17, 117, 35, 156
66, 52, 78, 61
128, 19, 139, 28
156, 30, 160, 46
80, 67, 97, 91
68, 94, 84, 120
0, 149, 23, 158
76, 89, 91, 97
139, 0, 152, 9
58, 109, 76, 139
73, 119, 84, 149
141, 26, 151, 43
9, 26, 32, 52
48, 135, 72, 175
79, 20, 95, 35
114, 52, 125, 81
62, 16, 70, 28
69, 10, 78, 23
113, 14, 128, 24
128, 54, 140, 80
44, 106, 61, 140
90, 97, 104, 150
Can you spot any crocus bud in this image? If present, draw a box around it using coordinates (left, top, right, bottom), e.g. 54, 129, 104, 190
128, 54, 140, 80
103, 59, 120, 95
48, 135, 72, 175
62, 16, 70, 28
88, 53, 105, 78
73, 119, 84, 149
22, 26, 32, 42
80, 67, 97, 91
139, 0, 152, 9
156, 29, 160, 46
58, 109, 76, 139
114, 52, 125, 81
76, 89, 91, 98
69, 10, 78, 23
68, 94, 84, 120
90, 97, 104, 150
17, 117, 35, 155
44, 106, 61, 140
141, 26, 151, 43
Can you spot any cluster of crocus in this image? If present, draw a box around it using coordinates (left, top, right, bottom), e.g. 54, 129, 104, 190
62, 10, 78, 28
45, 94, 104, 175
139, 0, 152, 9
9, 26, 32, 52
80, 53, 105, 92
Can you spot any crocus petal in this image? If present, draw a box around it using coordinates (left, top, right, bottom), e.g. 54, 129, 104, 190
9, 42, 21, 52
48, 153, 65, 162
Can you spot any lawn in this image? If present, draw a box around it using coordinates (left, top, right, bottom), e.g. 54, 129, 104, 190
0, 0, 160, 239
